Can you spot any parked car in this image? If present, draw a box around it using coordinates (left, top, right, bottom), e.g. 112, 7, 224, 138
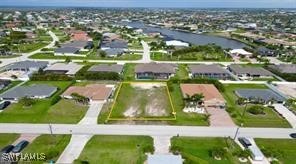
0, 101, 10, 110
11, 140, 29, 153
238, 137, 252, 148
290, 133, 296, 139
0, 145, 14, 153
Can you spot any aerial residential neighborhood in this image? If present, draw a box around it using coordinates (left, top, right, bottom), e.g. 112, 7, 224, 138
0, 0, 295, 164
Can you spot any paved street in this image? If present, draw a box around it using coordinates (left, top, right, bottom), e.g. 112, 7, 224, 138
0, 124, 295, 139
140, 40, 151, 63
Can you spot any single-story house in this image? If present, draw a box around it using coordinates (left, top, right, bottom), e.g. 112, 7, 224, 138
55, 47, 80, 55
230, 49, 252, 57
228, 64, 273, 79
268, 64, 296, 74
235, 89, 286, 103
100, 40, 128, 50
135, 63, 177, 79
55, 41, 93, 56
71, 30, 91, 41
3, 61, 49, 72
188, 64, 231, 80
62, 84, 114, 102
147, 154, 183, 164
257, 47, 276, 57
180, 84, 226, 108
0, 84, 57, 101
44, 62, 83, 76
88, 64, 124, 75
103, 48, 125, 57
63, 41, 93, 49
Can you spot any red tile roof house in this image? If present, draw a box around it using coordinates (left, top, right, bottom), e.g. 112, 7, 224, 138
71, 31, 91, 41
180, 84, 226, 113
61, 84, 115, 103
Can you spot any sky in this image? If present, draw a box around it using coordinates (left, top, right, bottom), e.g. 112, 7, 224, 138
0, 0, 295, 8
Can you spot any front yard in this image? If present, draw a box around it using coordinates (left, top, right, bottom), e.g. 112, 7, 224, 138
255, 139, 296, 164
0, 81, 87, 123
171, 137, 245, 164
74, 135, 154, 164
222, 84, 291, 128
23, 134, 70, 164
0, 134, 20, 148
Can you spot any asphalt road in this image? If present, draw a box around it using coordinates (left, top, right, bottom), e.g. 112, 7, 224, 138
0, 124, 294, 139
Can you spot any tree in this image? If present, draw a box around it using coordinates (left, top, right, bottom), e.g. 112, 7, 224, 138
71, 93, 89, 105
19, 97, 35, 107
65, 56, 72, 63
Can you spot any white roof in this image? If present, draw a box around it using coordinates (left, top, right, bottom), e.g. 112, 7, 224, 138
230, 49, 252, 55
44, 62, 83, 75
166, 40, 189, 47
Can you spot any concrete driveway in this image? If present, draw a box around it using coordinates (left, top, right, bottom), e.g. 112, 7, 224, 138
207, 107, 236, 127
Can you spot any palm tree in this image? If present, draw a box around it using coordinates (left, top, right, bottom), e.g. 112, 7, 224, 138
191, 93, 205, 107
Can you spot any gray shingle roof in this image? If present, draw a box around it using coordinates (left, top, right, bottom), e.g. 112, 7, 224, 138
228, 64, 273, 76
0, 84, 57, 100
88, 64, 124, 73
189, 64, 228, 74
55, 47, 80, 54
104, 48, 125, 56
235, 89, 286, 102
135, 63, 177, 74
62, 41, 89, 49
269, 64, 296, 74
4, 61, 48, 71
101, 40, 128, 49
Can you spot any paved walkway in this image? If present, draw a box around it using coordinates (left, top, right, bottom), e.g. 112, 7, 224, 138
13, 134, 40, 145
207, 107, 236, 127
57, 101, 104, 163
273, 104, 296, 128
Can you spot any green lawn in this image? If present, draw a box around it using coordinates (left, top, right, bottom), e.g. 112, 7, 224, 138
0, 81, 74, 123
123, 63, 136, 81
0, 134, 20, 148
169, 84, 209, 126
222, 84, 291, 127
12, 42, 49, 53
255, 139, 296, 164
75, 135, 154, 164
171, 137, 243, 164
40, 99, 88, 124
151, 52, 233, 62
29, 53, 142, 61
175, 64, 189, 80
23, 135, 70, 164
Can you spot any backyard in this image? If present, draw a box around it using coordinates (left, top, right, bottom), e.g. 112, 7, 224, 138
23, 134, 71, 164
74, 135, 154, 164
0, 81, 88, 123
255, 139, 296, 164
222, 84, 291, 127
108, 82, 175, 120
171, 137, 244, 164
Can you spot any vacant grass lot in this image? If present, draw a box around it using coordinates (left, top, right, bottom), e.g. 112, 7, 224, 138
151, 52, 232, 61
23, 135, 70, 164
29, 53, 142, 60
0, 81, 83, 123
75, 135, 154, 164
12, 42, 49, 53
171, 137, 243, 164
109, 83, 174, 119
0, 134, 20, 148
255, 139, 296, 164
222, 84, 291, 127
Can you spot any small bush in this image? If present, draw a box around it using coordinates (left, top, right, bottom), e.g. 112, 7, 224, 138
247, 105, 265, 115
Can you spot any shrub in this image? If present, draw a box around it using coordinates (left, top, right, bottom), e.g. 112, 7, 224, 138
210, 147, 226, 159
247, 105, 265, 115
51, 95, 61, 105
19, 97, 36, 107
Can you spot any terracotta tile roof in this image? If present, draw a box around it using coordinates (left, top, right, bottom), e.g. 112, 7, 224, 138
180, 84, 225, 102
62, 84, 113, 101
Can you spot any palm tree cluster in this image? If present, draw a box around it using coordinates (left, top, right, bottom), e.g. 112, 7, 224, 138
70, 93, 89, 105
183, 93, 205, 108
